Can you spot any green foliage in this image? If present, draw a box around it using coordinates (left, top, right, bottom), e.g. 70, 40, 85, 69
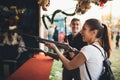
49, 60, 63, 80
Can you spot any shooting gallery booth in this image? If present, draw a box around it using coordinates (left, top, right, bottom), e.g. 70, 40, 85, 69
0, 0, 54, 80
0, 0, 113, 80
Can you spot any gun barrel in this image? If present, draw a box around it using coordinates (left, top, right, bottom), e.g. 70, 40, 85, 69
18, 32, 79, 54
37, 37, 70, 50
37, 37, 80, 54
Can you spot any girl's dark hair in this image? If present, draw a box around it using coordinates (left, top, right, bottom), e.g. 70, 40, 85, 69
85, 18, 111, 58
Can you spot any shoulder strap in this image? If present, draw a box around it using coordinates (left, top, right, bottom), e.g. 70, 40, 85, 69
92, 44, 106, 59
85, 45, 105, 80
85, 62, 92, 80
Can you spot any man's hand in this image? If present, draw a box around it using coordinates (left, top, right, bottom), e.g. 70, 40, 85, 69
69, 48, 78, 58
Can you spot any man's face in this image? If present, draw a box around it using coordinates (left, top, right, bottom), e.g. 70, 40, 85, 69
70, 21, 81, 33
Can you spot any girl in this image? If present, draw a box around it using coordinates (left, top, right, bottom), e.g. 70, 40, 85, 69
45, 18, 111, 80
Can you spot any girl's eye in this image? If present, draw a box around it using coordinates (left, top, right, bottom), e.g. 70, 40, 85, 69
82, 27, 86, 30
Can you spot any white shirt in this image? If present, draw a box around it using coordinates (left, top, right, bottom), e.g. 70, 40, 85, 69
80, 43, 104, 80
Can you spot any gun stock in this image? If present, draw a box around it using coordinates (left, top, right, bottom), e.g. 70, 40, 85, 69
20, 46, 59, 60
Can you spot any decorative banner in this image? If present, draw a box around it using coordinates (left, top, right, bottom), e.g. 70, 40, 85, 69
42, 9, 75, 29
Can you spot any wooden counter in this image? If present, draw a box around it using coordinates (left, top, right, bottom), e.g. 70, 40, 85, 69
7, 54, 54, 80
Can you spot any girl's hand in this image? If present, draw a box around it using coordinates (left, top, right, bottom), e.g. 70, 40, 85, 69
45, 42, 56, 50
69, 52, 75, 58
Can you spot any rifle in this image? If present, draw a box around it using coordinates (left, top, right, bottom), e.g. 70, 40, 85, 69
36, 37, 79, 54
18, 32, 79, 54
20, 46, 59, 60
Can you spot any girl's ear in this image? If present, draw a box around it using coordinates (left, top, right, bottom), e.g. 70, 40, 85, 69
92, 29, 98, 37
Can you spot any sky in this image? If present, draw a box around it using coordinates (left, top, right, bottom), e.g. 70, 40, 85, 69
41, 0, 77, 15
101, 0, 120, 18
108, 0, 120, 17
41, 0, 120, 24
42, 0, 120, 16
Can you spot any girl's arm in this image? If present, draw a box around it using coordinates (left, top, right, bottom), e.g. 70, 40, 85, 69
45, 42, 86, 70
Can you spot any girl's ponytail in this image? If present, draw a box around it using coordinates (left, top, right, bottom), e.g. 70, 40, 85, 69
102, 24, 111, 58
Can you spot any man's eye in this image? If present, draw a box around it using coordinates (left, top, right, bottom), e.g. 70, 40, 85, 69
75, 24, 79, 26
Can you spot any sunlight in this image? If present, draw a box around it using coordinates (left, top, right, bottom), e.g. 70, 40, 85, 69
41, 0, 120, 18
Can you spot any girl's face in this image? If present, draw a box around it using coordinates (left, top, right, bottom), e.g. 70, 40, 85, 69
81, 23, 96, 43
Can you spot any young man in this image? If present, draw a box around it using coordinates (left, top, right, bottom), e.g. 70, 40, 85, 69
62, 18, 87, 80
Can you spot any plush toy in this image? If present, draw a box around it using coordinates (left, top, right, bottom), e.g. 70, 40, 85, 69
91, 0, 109, 6
38, 0, 50, 11
75, 0, 109, 14
75, 0, 91, 14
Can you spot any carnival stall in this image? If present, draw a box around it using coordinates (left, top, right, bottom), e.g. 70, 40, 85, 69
0, 0, 111, 80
